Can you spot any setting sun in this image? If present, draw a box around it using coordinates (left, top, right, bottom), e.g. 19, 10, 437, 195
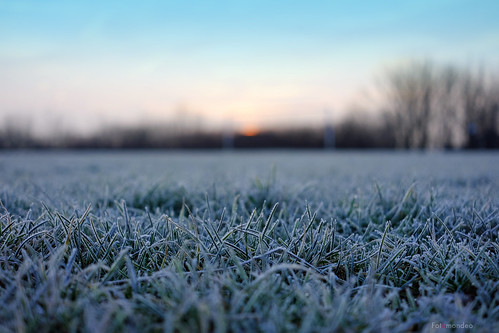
240, 125, 260, 137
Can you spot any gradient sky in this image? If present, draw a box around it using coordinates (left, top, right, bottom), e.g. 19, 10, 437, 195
1, 0, 498, 136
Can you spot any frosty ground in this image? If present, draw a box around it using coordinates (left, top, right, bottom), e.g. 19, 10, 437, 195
0, 151, 497, 332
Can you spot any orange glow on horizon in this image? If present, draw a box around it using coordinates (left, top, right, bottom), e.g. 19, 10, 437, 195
240, 125, 260, 137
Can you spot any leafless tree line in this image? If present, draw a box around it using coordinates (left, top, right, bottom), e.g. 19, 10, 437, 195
381, 60, 499, 149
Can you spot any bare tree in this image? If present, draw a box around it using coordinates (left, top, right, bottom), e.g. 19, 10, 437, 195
381, 61, 438, 148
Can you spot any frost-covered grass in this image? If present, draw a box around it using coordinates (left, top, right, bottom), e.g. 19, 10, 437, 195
0, 151, 498, 332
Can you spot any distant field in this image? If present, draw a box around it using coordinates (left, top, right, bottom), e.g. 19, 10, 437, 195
0, 151, 498, 332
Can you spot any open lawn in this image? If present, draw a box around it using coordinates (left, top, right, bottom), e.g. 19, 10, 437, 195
0, 151, 498, 332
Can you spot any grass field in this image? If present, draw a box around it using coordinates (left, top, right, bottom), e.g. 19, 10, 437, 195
0, 151, 498, 332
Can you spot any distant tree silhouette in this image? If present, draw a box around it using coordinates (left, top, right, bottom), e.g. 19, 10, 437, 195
335, 112, 395, 149
460, 69, 499, 148
382, 61, 438, 148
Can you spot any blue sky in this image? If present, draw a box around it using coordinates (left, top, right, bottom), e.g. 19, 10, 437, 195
1, 0, 498, 135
